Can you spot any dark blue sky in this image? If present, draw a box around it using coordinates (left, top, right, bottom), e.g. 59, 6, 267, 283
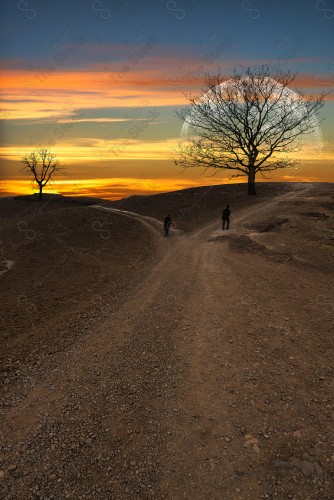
2, 0, 334, 67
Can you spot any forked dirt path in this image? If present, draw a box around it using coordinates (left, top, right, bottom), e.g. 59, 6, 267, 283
2, 184, 333, 499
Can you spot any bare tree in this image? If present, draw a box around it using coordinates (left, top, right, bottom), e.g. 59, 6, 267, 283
174, 65, 326, 195
22, 148, 64, 201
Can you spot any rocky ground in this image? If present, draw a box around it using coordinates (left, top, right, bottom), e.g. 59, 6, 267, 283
0, 182, 333, 499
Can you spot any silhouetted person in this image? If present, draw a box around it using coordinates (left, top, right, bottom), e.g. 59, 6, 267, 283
164, 215, 172, 236
222, 205, 230, 230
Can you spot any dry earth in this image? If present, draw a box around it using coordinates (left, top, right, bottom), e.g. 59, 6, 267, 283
0, 182, 334, 499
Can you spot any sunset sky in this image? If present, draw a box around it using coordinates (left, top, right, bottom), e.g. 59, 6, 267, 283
1, 0, 333, 199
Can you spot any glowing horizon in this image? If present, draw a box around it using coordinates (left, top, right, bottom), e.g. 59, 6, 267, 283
2, 171, 333, 201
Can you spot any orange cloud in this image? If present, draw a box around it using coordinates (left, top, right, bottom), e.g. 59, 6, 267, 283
3, 136, 332, 167
0, 138, 178, 162
2, 64, 332, 122
0, 68, 188, 119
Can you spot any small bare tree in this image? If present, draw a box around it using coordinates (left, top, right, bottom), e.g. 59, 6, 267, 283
22, 148, 64, 201
174, 65, 326, 194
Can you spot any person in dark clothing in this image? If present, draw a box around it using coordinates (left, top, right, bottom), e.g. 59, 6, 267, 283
222, 205, 230, 230
164, 215, 172, 236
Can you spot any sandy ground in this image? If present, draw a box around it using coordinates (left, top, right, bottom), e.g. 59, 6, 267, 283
0, 182, 334, 499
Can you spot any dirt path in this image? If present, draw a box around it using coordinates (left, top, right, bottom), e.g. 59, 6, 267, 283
1, 185, 333, 499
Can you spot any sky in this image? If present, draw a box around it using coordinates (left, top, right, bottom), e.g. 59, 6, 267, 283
0, 0, 333, 199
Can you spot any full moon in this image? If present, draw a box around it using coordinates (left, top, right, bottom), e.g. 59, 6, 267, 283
180, 77, 323, 160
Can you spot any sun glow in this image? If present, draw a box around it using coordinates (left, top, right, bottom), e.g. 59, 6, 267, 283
0, 177, 236, 200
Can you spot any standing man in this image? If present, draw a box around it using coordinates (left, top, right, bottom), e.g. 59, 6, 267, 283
164, 214, 172, 237
222, 205, 230, 230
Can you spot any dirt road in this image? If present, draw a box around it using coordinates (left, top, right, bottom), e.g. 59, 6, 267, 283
1, 184, 334, 499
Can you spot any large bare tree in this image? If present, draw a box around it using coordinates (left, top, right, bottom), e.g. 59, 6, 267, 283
22, 148, 64, 201
174, 65, 326, 194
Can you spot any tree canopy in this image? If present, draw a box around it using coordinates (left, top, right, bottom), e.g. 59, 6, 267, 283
174, 65, 326, 194
22, 148, 64, 200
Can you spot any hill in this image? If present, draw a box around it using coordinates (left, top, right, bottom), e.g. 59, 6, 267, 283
1, 182, 334, 499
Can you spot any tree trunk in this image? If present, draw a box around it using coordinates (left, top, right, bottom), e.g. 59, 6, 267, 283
248, 167, 256, 195
38, 183, 43, 201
